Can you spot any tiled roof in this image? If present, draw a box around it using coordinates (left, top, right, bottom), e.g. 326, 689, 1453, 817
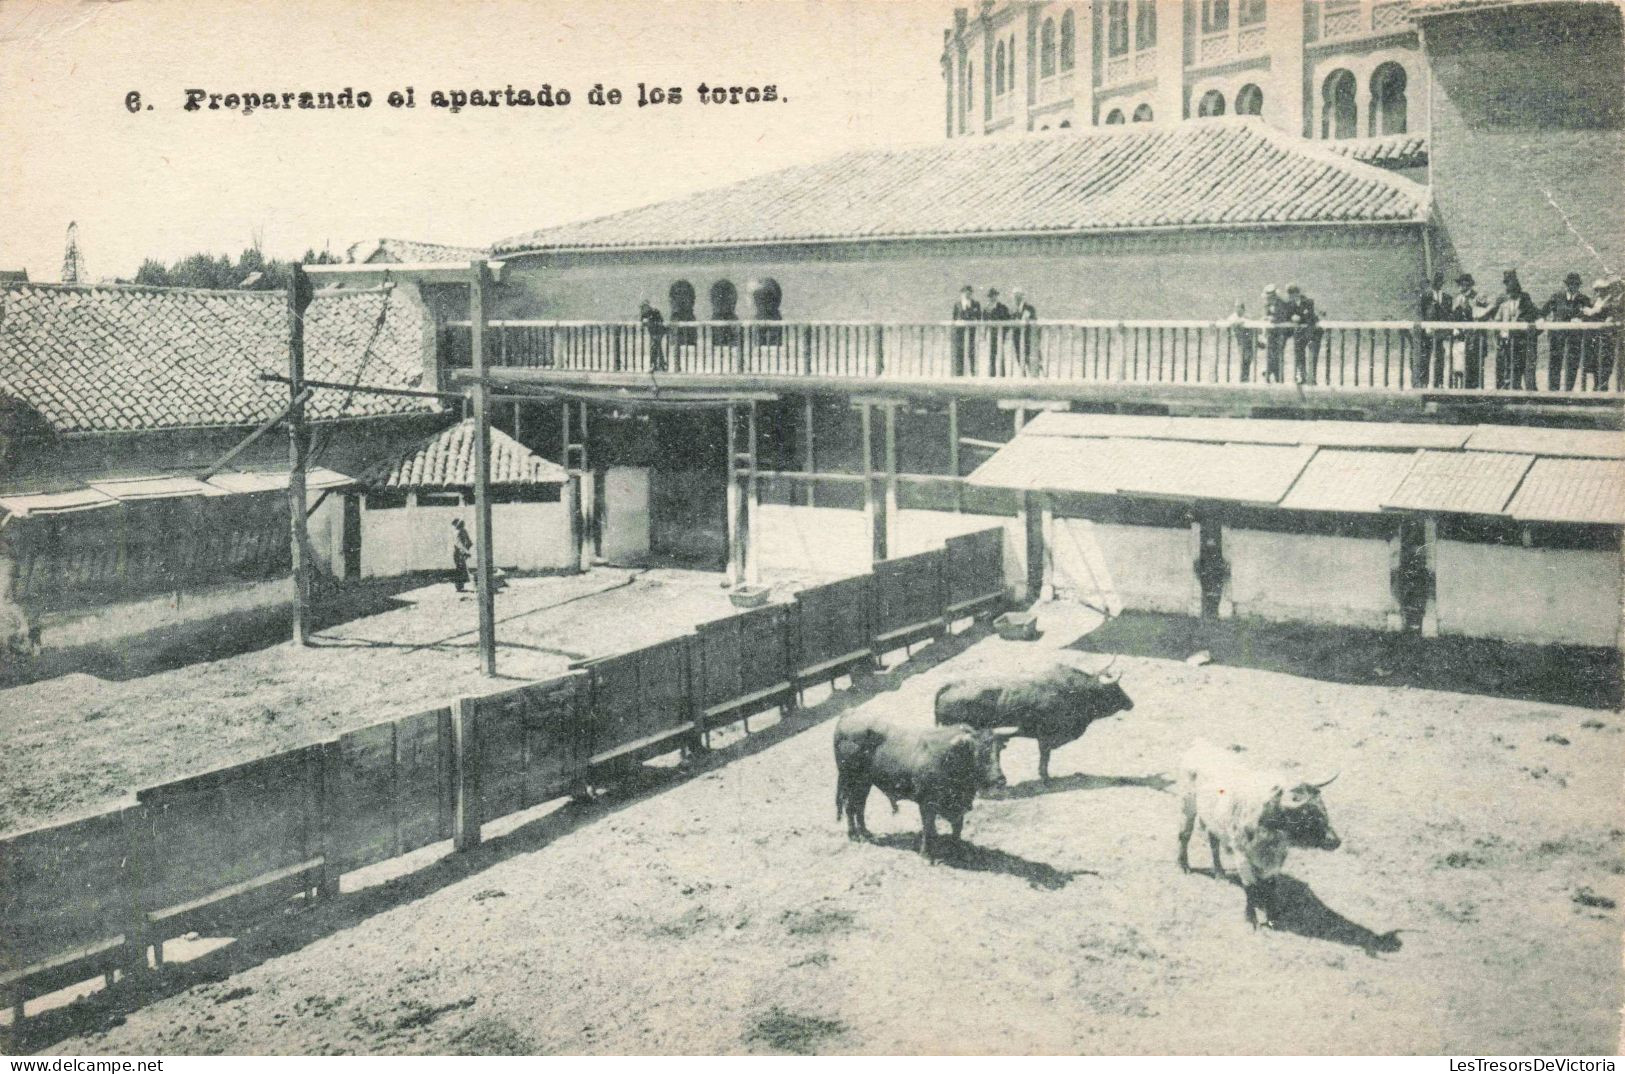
0, 282, 438, 434
1382, 450, 1535, 514
348, 238, 489, 264
1505, 457, 1625, 525
365, 419, 566, 489
1323, 134, 1429, 170
494, 119, 1430, 255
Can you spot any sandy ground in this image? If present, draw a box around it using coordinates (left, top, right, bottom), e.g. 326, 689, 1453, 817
12, 599, 1623, 1056
0, 568, 776, 835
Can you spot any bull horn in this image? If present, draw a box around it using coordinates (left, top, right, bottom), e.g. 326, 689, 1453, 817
1096, 656, 1121, 684
1313, 772, 1340, 789
990, 726, 1022, 740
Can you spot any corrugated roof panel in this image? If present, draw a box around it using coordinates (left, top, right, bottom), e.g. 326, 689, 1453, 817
1382, 450, 1534, 515
0, 487, 117, 517
1280, 448, 1418, 513
206, 468, 357, 494
1022, 412, 1470, 449
1112, 439, 1314, 503
1022, 412, 1173, 440
1463, 426, 1625, 459
1505, 457, 1625, 525
965, 436, 1125, 494
87, 476, 227, 501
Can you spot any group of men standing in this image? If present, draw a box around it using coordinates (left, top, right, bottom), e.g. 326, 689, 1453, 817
950, 284, 1040, 376
1415, 270, 1622, 391
1221, 284, 1322, 384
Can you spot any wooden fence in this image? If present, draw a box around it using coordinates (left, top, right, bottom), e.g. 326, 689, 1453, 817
0, 526, 1005, 1020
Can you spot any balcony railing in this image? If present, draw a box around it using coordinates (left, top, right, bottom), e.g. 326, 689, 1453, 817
991, 91, 1016, 121
1314, 0, 1411, 42
1196, 21, 1268, 66
442, 319, 1624, 394
1103, 47, 1156, 88
1034, 71, 1073, 105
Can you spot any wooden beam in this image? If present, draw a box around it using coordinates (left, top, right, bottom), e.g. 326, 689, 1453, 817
746, 401, 760, 585
199, 387, 312, 481
883, 403, 899, 557
726, 404, 742, 586
861, 403, 884, 562
469, 261, 497, 677
286, 264, 314, 647
802, 396, 816, 508
947, 398, 962, 512
256, 372, 459, 401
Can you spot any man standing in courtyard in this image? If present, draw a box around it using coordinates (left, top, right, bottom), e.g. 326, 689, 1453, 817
451, 517, 473, 594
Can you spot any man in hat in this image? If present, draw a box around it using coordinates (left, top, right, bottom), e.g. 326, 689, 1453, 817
951, 284, 981, 376
1418, 272, 1453, 388
450, 517, 474, 594
1010, 288, 1040, 374
638, 299, 667, 372
984, 287, 1011, 376
1285, 284, 1320, 385
1450, 273, 1490, 389
1583, 277, 1623, 391
1491, 269, 1540, 391
1543, 272, 1591, 391
1262, 284, 1288, 383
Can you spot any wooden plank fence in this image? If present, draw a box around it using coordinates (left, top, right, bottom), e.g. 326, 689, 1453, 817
0, 526, 1005, 1020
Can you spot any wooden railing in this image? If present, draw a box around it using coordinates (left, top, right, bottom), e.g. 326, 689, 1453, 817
442, 318, 1625, 394
0, 529, 1007, 1022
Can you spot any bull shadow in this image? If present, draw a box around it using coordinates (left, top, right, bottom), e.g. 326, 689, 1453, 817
994, 771, 1174, 800
865, 831, 1092, 891
1262, 875, 1404, 957
1066, 611, 1621, 710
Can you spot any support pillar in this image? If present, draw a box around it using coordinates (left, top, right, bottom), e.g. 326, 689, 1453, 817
1421, 517, 1440, 638
883, 403, 899, 559
947, 398, 962, 512
726, 403, 742, 585
861, 403, 885, 563
746, 401, 760, 585
285, 264, 314, 646
1039, 494, 1055, 602
802, 396, 816, 508
469, 261, 497, 677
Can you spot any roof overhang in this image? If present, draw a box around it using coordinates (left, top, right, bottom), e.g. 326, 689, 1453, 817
303, 262, 507, 286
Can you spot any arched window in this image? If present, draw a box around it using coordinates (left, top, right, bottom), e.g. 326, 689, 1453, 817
1370, 62, 1408, 136
1132, 103, 1154, 123
1060, 11, 1076, 71
1235, 83, 1263, 115
1238, 0, 1267, 25
1198, 90, 1226, 117
1203, 0, 1230, 33
1135, 1, 1157, 48
1107, 1, 1130, 57
1105, 108, 1126, 125
995, 41, 1006, 95
1041, 18, 1056, 78
1321, 68, 1357, 139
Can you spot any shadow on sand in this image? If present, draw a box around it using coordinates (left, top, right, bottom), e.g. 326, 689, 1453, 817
5, 620, 992, 1053
993, 771, 1174, 800
1066, 610, 1620, 710
866, 831, 1093, 891
1264, 876, 1405, 957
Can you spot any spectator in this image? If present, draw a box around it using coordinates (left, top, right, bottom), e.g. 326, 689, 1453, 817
1543, 272, 1590, 391
1491, 269, 1540, 391
1584, 276, 1623, 391
1010, 288, 1040, 375
1285, 284, 1320, 385
985, 287, 1011, 375
638, 300, 667, 372
1418, 272, 1452, 388
1263, 285, 1288, 383
450, 518, 473, 594
951, 284, 981, 376
1450, 273, 1491, 389
1221, 300, 1258, 383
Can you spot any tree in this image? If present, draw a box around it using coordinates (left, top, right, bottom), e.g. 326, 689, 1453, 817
118, 245, 339, 289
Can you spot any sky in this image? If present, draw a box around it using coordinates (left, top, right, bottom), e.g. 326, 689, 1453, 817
0, 0, 954, 281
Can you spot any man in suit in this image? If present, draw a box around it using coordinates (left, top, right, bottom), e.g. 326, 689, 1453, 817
1584, 276, 1622, 391
1285, 284, 1320, 385
1450, 273, 1489, 389
1010, 288, 1039, 375
638, 299, 667, 372
1262, 285, 1288, 383
1543, 272, 1590, 391
1492, 269, 1541, 390
951, 284, 981, 376
1417, 272, 1452, 388
984, 287, 1011, 375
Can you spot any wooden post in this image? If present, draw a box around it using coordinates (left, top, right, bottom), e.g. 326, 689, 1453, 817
726, 404, 742, 585
567, 474, 584, 574
469, 261, 497, 677
317, 739, 342, 899
802, 396, 816, 508
286, 264, 314, 646
1421, 516, 1440, 638
1039, 494, 1055, 602
451, 697, 483, 851
746, 401, 760, 585
861, 403, 884, 563
947, 398, 962, 513
883, 403, 899, 559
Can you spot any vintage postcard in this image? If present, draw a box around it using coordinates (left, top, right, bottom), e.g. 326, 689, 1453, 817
1, 0, 1621, 1059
